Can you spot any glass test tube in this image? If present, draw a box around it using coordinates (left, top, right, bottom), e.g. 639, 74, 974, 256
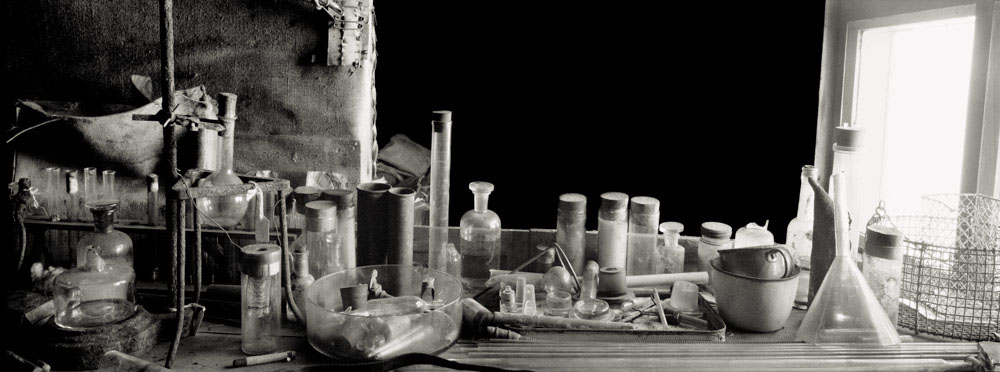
429, 111, 452, 272
45, 167, 62, 220
101, 170, 117, 204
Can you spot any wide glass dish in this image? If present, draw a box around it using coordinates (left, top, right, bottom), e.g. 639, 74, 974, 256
305, 265, 462, 361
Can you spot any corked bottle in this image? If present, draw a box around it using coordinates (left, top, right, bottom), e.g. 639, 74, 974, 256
596, 192, 629, 270
322, 189, 357, 269
556, 193, 587, 272
627, 196, 660, 275
862, 225, 905, 325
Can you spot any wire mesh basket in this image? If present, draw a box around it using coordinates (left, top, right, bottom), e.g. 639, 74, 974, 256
866, 194, 1000, 341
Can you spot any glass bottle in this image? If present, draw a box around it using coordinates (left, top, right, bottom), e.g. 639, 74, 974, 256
734, 221, 774, 248
239, 244, 282, 355
459, 182, 501, 288
54, 247, 136, 329
290, 186, 322, 231
291, 200, 342, 279
788, 165, 818, 309
659, 222, 685, 274
77, 202, 133, 269
288, 250, 314, 322
697, 222, 732, 274
556, 193, 587, 273
828, 124, 865, 264
597, 192, 629, 270
627, 196, 660, 275
321, 189, 357, 269
195, 93, 249, 229
862, 225, 904, 326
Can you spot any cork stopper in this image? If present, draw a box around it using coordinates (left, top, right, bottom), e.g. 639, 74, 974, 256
322, 189, 356, 209
239, 244, 282, 278
833, 124, 865, 151
700, 222, 732, 240
217, 93, 238, 120
431, 110, 452, 123
659, 221, 684, 234
558, 193, 587, 213
629, 196, 660, 215
305, 200, 337, 219
599, 192, 629, 212
294, 186, 322, 210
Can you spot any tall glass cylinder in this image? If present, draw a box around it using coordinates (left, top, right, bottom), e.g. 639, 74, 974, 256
195, 93, 249, 228
627, 196, 659, 275
81, 167, 98, 220
556, 193, 586, 273
99, 170, 118, 205
239, 244, 282, 355
597, 192, 628, 270
828, 125, 865, 264
322, 189, 357, 269
459, 182, 501, 288
429, 111, 452, 271
291, 201, 342, 279
45, 167, 62, 220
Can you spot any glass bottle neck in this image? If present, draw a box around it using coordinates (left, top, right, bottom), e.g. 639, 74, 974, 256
473, 192, 490, 213
217, 132, 235, 172
93, 211, 115, 233
797, 176, 814, 219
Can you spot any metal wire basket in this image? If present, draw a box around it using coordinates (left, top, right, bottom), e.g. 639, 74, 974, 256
866, 194, 1000, 341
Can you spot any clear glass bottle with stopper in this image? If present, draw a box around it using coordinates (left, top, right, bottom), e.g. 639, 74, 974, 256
239, 244, 282, 355
459, 182, 501, 288
659, 222, 685, 274
195, 93, 249, 228
788, 165, 818, 309
54, 247, 136, 329
290, 200, 342, 279
76, 201, 133, 269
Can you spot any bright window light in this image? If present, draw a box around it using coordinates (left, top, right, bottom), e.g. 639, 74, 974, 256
853, 16, 975, 215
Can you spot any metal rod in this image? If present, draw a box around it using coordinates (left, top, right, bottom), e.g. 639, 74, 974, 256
166, 199, 185, 368
552, 243, 581, 292
194, 207, 202, 305
651, 289, 668, 327
278, 191, 304, 323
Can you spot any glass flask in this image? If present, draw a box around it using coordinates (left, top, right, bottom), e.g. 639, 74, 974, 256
54, 247, 136, 329
195, 93, 249, 229
627, 196, 660, 275
556, 193, 587, 273
734, 221, 774, 248
788, 165, 818, 309
239, 244, 282, 355
291, 200, 343, 279
659, 222, 685, 274
597, 192, 629, 270
76, 202, 133, 269
458, 182, 501, 288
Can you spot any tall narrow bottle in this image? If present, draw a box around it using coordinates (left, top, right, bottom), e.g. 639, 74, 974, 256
829, 124, 865, 263
789, 165, 818, 309
429, 111, 452, 271
556, 193, 586, 273
459, 182, 501, 288
627, 196, 659, 275
291, 201, 342, 279
597, 192, 629, 270
195, 93, 249, 228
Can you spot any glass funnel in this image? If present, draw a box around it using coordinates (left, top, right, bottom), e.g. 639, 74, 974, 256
54, 247, 136, 329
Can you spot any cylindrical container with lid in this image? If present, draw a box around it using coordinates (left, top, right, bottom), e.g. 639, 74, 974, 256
322, 189, 357, 269
556, 193, 587, 272
386, 187, 416, 268
597, 192, 629, 270
863, 225, 904, 325
290, 186, 322, 231
290, 200, 342, 279
829, 124, 866, 264
659, 222, 685, 274
627, 196, 660, 275
698, 222, 732, 275
239, 244, 282, 355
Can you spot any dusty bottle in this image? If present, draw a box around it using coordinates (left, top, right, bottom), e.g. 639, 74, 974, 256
597, 192, 629, 270
76, 202, 133, 269
659, 222, 685, 274
788, 165, 818, 309
239, 244, 282, 355
828, 124, 865, 263
697, 222, 732, 276
322, 189, 357, 269
556, 193, 587, 273
862, 226, 905, 326
291, 201, 343, 279
627, 196, 660, 275
459, 182, 501, 288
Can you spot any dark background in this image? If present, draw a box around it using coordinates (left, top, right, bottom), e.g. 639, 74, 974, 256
373, 2, 827, 241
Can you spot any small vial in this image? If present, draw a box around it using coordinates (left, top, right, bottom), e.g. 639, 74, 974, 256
515, 277, 527, 307
146, 174, 159, 226
556, 193, 587, 273
101, 170, 118, 204
659, 222, 685, 274
580, 261, 600, 300
239, 244, 282, 355
81, 167, 98, 220
44, 167, 62, 220
597, 192, 629, 269
627, 196, 660, 275
522, 284, 537, 316
65, 170, 80, 221
499, 285, 516, 313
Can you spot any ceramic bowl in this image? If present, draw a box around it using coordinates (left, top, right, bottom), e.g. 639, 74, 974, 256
709, 257, 799, 332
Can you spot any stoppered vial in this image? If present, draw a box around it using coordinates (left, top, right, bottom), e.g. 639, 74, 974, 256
321, 189, 357, 269
659, 222, 685, 274
597, 192, 629, 270
556, 193, 587, 273
239, 244, 282, 355
627, 196, 660, 275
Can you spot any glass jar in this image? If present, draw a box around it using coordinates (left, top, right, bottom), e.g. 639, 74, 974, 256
291, 200, 343, 279
239, 244, 282, 355
54, 248, 136, 329
321, 189, 357, 269
288, 250, 315, 322
697, 222, 732, 275
862, 226, 904, 325
659, 222, 685, 274
627, 196, 660, 275
195, 93, 249, 229
77, 202, 133, 269
597, 192, 628, 270
734, 221, 774, 248
459, 182, 501, 288
556, 193, 587, 273
290, 186, 322, 231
